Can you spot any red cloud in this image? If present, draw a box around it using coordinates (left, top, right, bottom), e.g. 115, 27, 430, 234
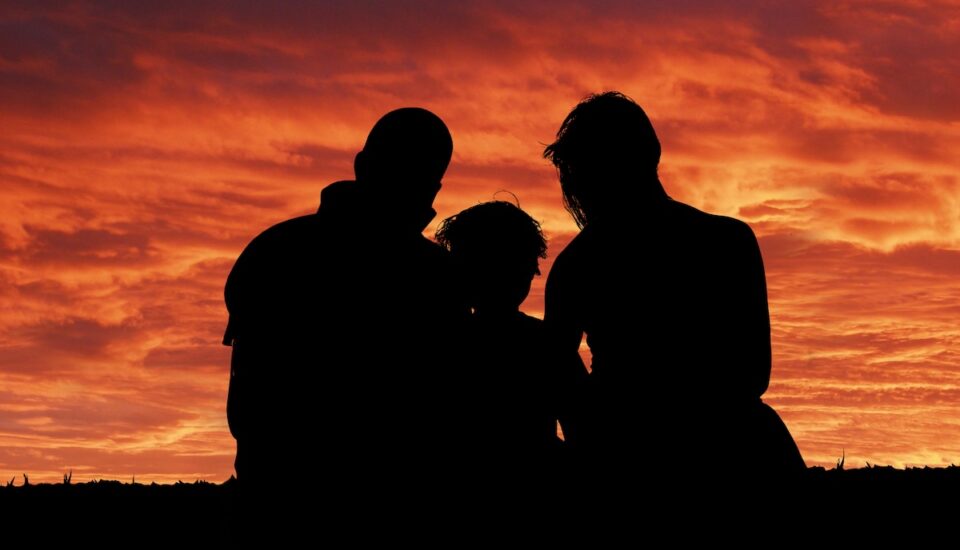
1, 1, 958, 480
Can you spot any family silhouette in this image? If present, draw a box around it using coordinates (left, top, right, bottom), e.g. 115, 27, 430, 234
223, 93, 804, 526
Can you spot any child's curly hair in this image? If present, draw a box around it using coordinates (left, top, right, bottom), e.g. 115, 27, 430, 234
435, 201, 547, 261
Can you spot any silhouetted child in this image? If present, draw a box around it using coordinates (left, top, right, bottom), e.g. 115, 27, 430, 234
436, 201, 587, 484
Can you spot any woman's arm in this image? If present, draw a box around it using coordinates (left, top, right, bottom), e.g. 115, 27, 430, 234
545, 246, 590, 446
727, 219, 772, 399
545, 248, 586, 357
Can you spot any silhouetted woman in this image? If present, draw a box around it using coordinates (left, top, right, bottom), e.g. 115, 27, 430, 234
543, 92, 804, 482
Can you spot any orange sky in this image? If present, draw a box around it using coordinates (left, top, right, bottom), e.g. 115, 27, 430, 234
1, 1, 958, 482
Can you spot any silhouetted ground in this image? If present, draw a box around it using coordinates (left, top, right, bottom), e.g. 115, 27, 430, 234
2, 467, 958, 543
0, 477, 237, 546
807, 464, 960, 483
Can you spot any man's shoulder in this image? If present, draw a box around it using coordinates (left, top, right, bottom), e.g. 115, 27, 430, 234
401, 234, 450, 267
225, 214, 320, 295
234, 214, 322, 266
249, 214, 320, 248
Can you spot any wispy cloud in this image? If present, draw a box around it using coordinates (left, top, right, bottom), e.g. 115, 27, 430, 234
1, 1, 958, 480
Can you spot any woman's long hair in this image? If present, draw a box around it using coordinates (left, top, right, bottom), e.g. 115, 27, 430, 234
544, 91, 663, 228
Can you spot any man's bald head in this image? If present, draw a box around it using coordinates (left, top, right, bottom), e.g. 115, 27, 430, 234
355, 107, 453, 190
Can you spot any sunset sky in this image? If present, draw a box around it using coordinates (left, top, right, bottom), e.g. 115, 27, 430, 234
1, 1, 958, 482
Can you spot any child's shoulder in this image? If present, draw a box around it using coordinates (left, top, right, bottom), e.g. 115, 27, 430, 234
515, 312, 545, 333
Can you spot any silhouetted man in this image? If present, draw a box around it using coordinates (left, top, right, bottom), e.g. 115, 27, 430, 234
223, 108, 467, 511
542, 92, 804, 484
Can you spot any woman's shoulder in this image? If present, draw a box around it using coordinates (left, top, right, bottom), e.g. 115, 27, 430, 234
552, 227, 595, 267
666, 200, 757, 242
547, 232, 590, 293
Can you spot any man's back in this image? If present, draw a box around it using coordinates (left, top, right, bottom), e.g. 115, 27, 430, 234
225, 180, 466, 486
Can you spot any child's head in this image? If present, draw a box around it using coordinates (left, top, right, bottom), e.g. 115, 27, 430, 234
436, 201, 547, 314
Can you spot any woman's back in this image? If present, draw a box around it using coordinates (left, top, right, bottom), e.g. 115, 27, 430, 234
547, 199, 801, 475
542, 91, 804, 480
557, 200, 769, 397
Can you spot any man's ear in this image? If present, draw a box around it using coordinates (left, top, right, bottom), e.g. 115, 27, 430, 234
354, 150, 368, 182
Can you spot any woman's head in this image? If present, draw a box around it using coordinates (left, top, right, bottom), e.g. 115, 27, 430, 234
544, 92, 663, 228
436, 201, 547, 314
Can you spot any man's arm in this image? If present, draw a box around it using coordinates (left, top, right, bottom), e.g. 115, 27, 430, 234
224, 255, 248, 442
223, 231, 269, 442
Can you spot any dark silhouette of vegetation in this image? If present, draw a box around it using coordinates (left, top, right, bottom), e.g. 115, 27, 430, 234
1, 464, 958, 541
0, 476, 236, 545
